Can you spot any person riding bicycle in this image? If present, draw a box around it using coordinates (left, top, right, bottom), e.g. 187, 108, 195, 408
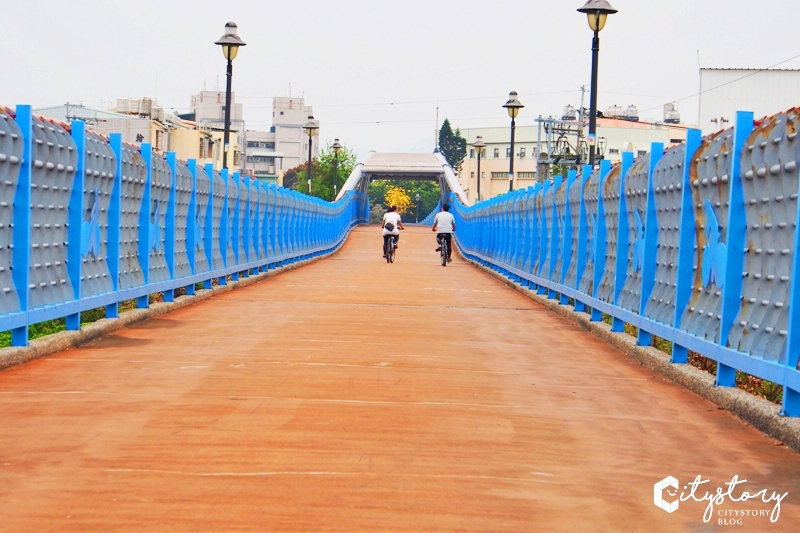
382, 205, 404, 257
432, 203, 456, 262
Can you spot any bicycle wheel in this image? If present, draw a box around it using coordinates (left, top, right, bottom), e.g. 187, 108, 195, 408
388, 239, 395, 263
441, 239, 447, 267
385, 238, 392, 263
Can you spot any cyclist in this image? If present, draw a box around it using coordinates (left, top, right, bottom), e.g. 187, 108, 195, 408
382, 205, 404, 257
432, 203, 456, 263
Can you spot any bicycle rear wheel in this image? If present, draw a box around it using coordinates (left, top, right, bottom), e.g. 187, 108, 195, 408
440, 239, 447, 267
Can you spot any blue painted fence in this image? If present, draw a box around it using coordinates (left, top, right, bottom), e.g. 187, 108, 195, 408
0, 106, 369, 345
449, 107, 800, 417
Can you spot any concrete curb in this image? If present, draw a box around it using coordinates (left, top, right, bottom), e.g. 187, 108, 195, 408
464, 256, 800, 454
0, 251, 332, 373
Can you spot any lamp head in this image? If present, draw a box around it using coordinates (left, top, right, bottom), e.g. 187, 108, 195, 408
304, 116, 319, 137
474, 135, 486, 156
215, 21, 247, 61
577, 0, 617, 32
332, 138, 342, 155
503, 91, 524, 119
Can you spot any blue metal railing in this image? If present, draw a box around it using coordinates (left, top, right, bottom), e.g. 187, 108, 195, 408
0, 106, 369, 345
448, 107, 800, 417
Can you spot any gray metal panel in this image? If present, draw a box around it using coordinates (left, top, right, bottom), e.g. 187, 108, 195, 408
522, 188, 537, 274
578, 169, 601, 296
210, 170, 225, 270
248, 179, 258, 260
596, 164, 622, 304
728, 109, 799, 362
173, 160, 193, 279
644, 144, 687, 325
564, 177, 582, 289
679, 128, 734, 343
238, 178, 248, 261
193, 166, 211, 275
28, 117, 75, 310
226, 175, 238, 267
618, 155, 651, 313
81, 132, 115, 299
532, 189, 544, 274
0, 110, 22, 314
118, 144, 145, 290
552, 180, 568, 282
148, 155, 170, 284
513, 193, 525, 270
258, 183, 268, 259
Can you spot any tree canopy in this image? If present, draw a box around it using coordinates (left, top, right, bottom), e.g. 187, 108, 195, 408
438, 119, 467, 174
367, 179, 441, 224
287, 142, 358, 201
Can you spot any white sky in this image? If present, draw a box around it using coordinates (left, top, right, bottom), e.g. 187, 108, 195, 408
3, 0, 799, 159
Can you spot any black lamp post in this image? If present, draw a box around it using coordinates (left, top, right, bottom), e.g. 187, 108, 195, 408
304, 116, 318, 194
415, 193, 421, 223
474, 136, 485, 202
577, 0, 617, 167
503, 91, 524, 192
215, 22, 246, 170
332, 138, 342, 199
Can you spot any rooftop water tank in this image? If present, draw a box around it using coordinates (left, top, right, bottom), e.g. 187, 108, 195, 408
561, 105, 578, 121
622, 105, 639, 122
605, 105, 625, 119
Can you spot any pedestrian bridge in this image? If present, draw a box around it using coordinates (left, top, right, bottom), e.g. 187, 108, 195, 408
1, 104, 800, 530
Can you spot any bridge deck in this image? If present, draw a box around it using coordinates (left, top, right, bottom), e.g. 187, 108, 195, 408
0, 226, 798, 531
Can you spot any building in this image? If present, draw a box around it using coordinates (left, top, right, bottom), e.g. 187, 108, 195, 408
33, 102, 217, 167
698, 68, 800, 133
184, 90, 246, 171
243, 96, 320, 185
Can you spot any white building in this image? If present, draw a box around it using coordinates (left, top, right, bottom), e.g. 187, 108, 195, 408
698, 68, 800, 133
244, 97, 320, 185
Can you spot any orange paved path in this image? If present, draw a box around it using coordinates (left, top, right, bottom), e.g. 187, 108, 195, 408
1, 226, 799, 532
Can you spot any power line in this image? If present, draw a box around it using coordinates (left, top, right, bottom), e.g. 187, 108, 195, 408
637, 52, 800, 114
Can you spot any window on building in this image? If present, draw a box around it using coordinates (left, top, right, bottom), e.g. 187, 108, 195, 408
247, 141, 258, 148
608, 148, 620, 155
519, 147, 526, 158
638, 150, 647, 156
494, 148, 499, 158
518, 172, 536, 178
471, 172, 475, 179
481, 172, 485, 179
669, 138, 683, 144
491, 172, 509, 179
506, 148, 511, 158
469, 149, 475, 158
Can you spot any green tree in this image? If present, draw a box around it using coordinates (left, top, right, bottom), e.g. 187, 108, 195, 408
438, 119, 467, 174
289, 142, 358, 201
367, 179, 441, 223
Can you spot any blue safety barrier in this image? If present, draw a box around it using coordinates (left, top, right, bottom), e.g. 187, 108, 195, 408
449, 107, 800, 417
0, 106, 368, 345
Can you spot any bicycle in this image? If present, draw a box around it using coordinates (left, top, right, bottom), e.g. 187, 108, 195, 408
437, 234, 449, 267
384, 234, 397, 263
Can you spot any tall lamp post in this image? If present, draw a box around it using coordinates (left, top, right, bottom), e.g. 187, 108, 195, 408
332, 138, 342, 199
304, 116, 318, 194
503, 91, 524, 192
415, 193, 421, 223
474, 136, 485, 202
215, 22, 246, 170
577, 0, 617, 167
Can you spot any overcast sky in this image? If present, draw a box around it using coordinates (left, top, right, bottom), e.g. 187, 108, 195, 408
3, 0, 799, 158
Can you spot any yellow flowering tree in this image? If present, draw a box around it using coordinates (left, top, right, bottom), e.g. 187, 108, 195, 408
384, 186, 413, 214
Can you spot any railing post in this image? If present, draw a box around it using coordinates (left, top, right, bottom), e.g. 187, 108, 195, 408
637, 142, 665, 346
242, 176, 251, 276
672, 129, 703, 364
163, 152, 177, 303
575, 164, 593, 313
591, 159, 612, 322
783, 134, 800, 414
717, 111, 754, 387
219, 168, 229, 285
548, 174, 562, 299
185, 159, 197, 296
106, 134, 122, 318
136, 143, 152, 308
11, 105, 32, 346
203, 163, 214, 290
66, 120, 85, 330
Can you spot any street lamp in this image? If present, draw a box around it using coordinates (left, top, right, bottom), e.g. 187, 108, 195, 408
577, 0, 617, 167
215, 22, 246, 170
503, 91, 524, 192
332, 138, 342, 199
474, 136, 486, 202
415, 193, 421, 223
304, 115, 318, 194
